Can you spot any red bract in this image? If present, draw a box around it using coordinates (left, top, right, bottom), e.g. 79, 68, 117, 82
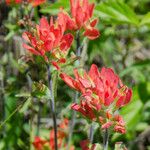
70, 0, 94, 28
59, 0, 100, 40
30, 0, 46, 7
5, 0, 21, 5
33, 137, 47, 150
33, 119, 74, 150
6, 0, 46, 6
23, 17, 73, 69
80, 140, 96, 150
60, 64, 132, 134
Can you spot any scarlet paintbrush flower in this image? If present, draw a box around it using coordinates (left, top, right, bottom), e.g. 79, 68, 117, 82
60, 64, 132, 134
5, 0, 21, 5
23, 17, 73, 69
58, 0, 100, 40
6, 0, 46, 6
30, 0, 46, 7
33, 137, 47, 150
70, 0, 100, 40
80, 140, 96, 150
33, 119, 74, 150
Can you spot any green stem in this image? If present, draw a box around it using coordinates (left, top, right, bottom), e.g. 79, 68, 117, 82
47, 64, 58, 150
89, 123, 94, 143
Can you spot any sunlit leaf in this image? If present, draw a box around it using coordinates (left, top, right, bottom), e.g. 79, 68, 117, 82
19, 98, 32, 113
140, 12, 150, 26
95, 0, 139, 26
120, 59, 150, 77
40, 0, 69, 15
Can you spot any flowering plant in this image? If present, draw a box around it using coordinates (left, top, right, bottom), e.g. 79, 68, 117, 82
23, 16, 73, 69
1, 0, 139, 149
60, 64, 132, 134
33, 119, 75, 150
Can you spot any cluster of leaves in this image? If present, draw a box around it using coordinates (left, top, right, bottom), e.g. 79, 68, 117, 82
0, 0, 150, 149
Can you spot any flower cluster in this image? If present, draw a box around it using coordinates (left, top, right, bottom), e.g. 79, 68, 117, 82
33, 118, 74, 150
60, 64, 132, 134
22, 0, 100, 70
23, 17, 73, 70
6, 0, 46, 6
59, 0, 100, 40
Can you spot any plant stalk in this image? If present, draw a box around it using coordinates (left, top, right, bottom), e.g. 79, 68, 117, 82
47, 64, 58, 150
67, 92, 78, 149
89, 124, 94, 143
37, 101, 41, 136
76, 30, 81, 57
103, 128, 109, 150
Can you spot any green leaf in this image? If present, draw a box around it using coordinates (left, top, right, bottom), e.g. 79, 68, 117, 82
95, 0, 139, 26
32, 82, 51, 99
140, 12, 150, 26
119, 59, 150, 77
135, 122, 149, 132
4, 23, 18, 30
5, 31, 15, 41
19, 98, 32, 113
138, 82, 150, 103
114, 142, 127, 150
93, 143, 103, 150
0, 102, 25, 129
40, 0, 69, 15
16, 93, 31, 98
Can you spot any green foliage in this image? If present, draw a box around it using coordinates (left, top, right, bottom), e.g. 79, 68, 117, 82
40, 0, 70, 15
95, 0, 139, 26
140, 12, 150, 26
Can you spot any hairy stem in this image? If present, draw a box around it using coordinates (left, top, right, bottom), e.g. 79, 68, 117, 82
67, 92, 79, 149
37, 102, 41, 136
76, 30, 81, 57
103, 129, 109, 150
89, 124, 94, 143
47, 64, 58, 150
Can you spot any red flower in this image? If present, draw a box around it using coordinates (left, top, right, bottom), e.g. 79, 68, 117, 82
70, 0, 94, 29
33, 137, 47, 150
23, 17, 73, 69
5, 0, 21, 5
58, 0, 100, 40
49, 118, 75, 149
30, 0, 46, 7
33, 119, 74, 150
80, 140, 96, 150
6, 0, 46, 7
114, 115, 126, 134
101, 122, 113, 129
6, 0, 46, 6
60, 64, 132, 134
71, 101, 96, 121
70, 0, 100, 39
